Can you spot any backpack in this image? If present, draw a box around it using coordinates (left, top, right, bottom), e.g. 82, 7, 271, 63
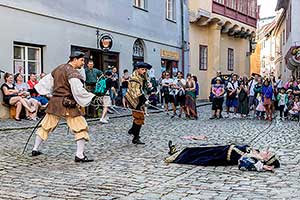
94, 76, 107, 96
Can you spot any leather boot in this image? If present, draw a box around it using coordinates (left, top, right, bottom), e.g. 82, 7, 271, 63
132, 125, 145, 145
128, 122, 137, 135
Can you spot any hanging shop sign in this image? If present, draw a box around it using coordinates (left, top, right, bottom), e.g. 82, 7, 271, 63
99, 33, 113, 51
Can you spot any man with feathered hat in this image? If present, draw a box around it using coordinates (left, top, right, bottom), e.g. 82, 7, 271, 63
125, 62, 152, 145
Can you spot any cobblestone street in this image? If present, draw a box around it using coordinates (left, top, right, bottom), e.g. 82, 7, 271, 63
0, 105, 300, 199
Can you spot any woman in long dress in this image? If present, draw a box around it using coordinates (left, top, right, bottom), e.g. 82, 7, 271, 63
185, 73, 197, 119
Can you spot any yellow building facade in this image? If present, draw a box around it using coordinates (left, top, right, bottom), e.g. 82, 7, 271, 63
189, 0, 257, 99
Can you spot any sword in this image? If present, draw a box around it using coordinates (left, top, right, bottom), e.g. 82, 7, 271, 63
22, 113, 46, 154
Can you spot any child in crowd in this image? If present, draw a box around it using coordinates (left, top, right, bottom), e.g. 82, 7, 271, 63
289, 96, 300, 119
277, 88, 288, 120
255, 94, 265, 120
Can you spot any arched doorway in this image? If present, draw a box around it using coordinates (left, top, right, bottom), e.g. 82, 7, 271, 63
132, 39, 145, 65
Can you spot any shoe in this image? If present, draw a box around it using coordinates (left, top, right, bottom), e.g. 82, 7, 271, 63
178, 114, 181, 118
209, 116, 216, 120
171, 113, 177, 119
100, 118, 108, 124
15, 118, 21, 121
132, 138, 145, 145
104, 116, 110, 121
32, 150, 42, 157
168, 141, 177, 155
75, 155, 94, 163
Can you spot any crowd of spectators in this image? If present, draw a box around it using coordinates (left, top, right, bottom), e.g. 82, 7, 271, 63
1, 72, 49, 121
210, 71, 300, 121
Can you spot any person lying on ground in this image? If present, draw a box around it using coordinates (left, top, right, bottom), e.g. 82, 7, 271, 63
165, 141, 280, 172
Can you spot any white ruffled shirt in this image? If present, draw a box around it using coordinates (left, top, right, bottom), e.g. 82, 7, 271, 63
35, 73, 94, 107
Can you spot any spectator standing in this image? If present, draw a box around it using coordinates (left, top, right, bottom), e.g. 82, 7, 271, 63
248, 73, 258, 114
159, 71, 166, 108
289, 96, 300, 118
121, 69, 130, 107
111, 67, 119, 105
174, 71, 186, 118
276, 75, 283, 90
84, 60, 102, 117
210, 77, 225, 119
284, 75, 297, 90
293, 78, 300, 97
185, 73, 197, 119
262, 79, 273, 121
192, 76, 199, 98
161, 72, 176, 115
225, 74, 239, 117
237, 80, 249, 118
99, 71, 117, 124
277, 88, 288, 120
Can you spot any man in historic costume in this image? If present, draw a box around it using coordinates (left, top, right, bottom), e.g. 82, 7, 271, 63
31, 51, 95, 162
165, 141, 280, 172
125, 62, 152, 145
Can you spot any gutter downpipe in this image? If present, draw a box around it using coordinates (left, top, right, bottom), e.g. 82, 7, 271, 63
181, 0, 185, 75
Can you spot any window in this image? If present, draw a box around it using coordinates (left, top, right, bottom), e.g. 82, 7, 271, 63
166, 0, 176, 21
237, 0, 247, 14
248, 0, 257, 18
213, 0, 224, 4
199, 45, 208, 70
134, 0, 146, 10
133, 39, 145, 63
13, 43, 42, 81
228, 48, 234, 71
226, 0, 236, 10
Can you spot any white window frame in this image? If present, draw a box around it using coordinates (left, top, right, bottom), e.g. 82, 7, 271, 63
166, 0, 176, 21
13, 44, 42, 82
133, 0, 147, 10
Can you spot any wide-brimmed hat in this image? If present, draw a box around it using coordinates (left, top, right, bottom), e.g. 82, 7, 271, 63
69, 51, 85, 59
134, 62, 152, 70
287, 89, 293, 93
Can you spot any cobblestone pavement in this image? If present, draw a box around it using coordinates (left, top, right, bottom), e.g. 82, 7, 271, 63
0, 105, 300, 199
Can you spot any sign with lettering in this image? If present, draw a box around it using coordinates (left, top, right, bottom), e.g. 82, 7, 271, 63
160, 49, 180, 61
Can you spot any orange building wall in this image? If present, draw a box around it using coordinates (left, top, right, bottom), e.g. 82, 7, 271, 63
250, 43, 261, 75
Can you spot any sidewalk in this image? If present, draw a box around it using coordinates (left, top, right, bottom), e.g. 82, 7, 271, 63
0, 100, 211, 131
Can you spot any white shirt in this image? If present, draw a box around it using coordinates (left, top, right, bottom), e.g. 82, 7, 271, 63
35, 73, 95, 107
248, 79, 257, 96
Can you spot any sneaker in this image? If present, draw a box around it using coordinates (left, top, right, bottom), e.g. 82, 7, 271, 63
100, 118, 109, 124
104, 116, 110, 121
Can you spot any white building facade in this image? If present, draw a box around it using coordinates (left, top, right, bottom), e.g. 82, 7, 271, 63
0, 0, 189, 118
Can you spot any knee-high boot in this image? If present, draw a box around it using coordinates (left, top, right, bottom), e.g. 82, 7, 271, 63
128, 122, 138, 135
132, 124, 145, 145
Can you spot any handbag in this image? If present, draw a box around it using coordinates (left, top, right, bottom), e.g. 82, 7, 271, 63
62, 96, 77, 108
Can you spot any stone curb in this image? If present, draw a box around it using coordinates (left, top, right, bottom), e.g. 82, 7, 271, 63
0, 102, 211, 132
